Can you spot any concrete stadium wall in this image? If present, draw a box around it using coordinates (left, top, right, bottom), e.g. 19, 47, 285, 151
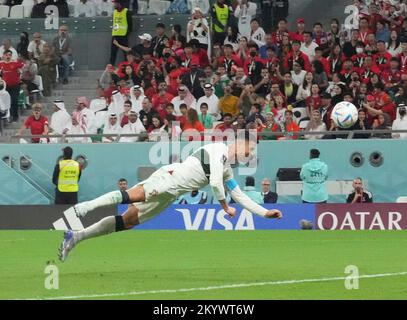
0, 140, 406, 205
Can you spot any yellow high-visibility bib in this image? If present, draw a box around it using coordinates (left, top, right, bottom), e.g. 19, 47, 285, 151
112, 8, 128, 37
58, 159, 80, 192
213, 4, 229, 33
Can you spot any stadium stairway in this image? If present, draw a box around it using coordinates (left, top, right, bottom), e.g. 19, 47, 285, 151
43, 69, 103, 114
0, 69, 103, 143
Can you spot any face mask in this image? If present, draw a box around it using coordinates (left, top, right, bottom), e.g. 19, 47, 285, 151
400, 109, 406, 116
356, 48, 364, 54
164, 53, 171, 58
0, 84, 3, 91
250, 51, 257, 57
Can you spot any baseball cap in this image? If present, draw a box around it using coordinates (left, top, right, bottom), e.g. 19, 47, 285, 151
139, 33, 152, 41
192, 7, 202, 13
203, 83, 213, 90
321, 93, 332, 99
297, 18, 305, 24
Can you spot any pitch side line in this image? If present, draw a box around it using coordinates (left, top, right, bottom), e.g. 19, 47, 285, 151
22, 271, 407, 300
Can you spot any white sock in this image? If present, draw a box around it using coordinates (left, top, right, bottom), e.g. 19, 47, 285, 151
75, 216, 116, 242
85, 190, 124, 211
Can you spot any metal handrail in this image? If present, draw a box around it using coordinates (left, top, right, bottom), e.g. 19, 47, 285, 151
3, 129, 407, 143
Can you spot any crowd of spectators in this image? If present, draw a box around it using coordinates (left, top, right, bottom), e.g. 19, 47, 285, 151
5, 0, 407, 142
0, 25, 73, 126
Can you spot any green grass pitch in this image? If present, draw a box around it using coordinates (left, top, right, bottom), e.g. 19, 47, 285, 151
1, 230, 407, 300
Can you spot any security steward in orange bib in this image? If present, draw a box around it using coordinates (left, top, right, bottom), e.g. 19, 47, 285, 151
53, 146, 81, 204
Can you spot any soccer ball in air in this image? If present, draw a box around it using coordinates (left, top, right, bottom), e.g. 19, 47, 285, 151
331, 101, 358, 129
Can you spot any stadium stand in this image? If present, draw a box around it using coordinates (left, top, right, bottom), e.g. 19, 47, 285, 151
1, 0, 407, 143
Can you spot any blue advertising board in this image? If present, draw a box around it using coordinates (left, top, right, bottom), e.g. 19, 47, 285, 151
118, 204, 316, 230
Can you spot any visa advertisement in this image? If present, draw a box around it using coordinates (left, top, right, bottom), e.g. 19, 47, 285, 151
118, 203, 407, 231
118, 204, 316, 230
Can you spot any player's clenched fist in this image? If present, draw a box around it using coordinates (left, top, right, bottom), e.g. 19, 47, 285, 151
265, 209, 283, 219
225, 206, 237, 218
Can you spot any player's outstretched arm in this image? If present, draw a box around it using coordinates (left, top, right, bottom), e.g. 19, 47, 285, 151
226, 179, 283, 219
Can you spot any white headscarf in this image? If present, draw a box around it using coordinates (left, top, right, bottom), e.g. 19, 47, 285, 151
50, 100, 71, 134
171, 86, 197, 115
102, 113, 121, 142
130, 85, 145, 113
120, 113, 146, 143
108, 90, 125, 115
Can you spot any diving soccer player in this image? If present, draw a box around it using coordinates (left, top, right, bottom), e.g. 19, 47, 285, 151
59, 131, 282, 261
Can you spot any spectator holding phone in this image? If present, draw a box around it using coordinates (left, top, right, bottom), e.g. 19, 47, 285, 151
346, 177, 373, 203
